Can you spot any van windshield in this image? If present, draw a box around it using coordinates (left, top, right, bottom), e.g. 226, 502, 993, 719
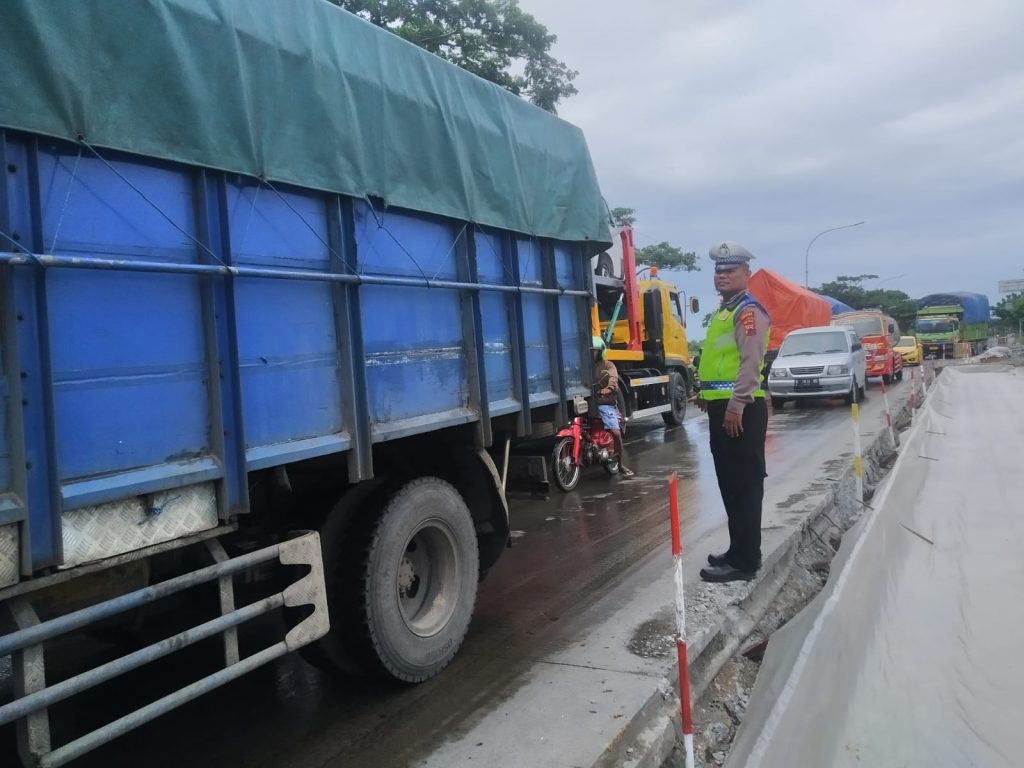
779, 331, 849, 357
834, 316, 883, 338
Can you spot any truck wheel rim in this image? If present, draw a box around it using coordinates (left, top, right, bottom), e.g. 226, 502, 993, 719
397, 520, 460, 638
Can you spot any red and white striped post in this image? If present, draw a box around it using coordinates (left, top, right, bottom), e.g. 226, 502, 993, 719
910, 366, 918, 410
879, 376, 896, 447
668, 473, 695, 768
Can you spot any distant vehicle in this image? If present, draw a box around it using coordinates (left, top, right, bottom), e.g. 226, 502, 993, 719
916, 292, 990, 359
747, 269, 832, 374
894, 335, 922, 366
768, 326, 867, 408
832, 310, 904, 384
593, 227, 700, 426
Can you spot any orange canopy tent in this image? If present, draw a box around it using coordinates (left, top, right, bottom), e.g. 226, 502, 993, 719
747, 269, 832, 351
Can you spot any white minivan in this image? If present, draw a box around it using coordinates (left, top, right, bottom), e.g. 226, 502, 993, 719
768, 326, 867, 408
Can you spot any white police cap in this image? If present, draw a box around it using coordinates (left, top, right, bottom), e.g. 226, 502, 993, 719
709, 241, 755, 267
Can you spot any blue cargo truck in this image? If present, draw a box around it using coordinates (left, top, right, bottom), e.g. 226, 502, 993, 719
0, 1, 610, 764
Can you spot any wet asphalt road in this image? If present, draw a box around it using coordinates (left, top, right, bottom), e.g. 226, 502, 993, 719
0, 388, 901, 768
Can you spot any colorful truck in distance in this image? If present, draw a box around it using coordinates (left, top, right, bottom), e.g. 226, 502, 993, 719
916, 293, 990, 358
832, 310, 904, 384
594, 227, 698, 427
747, 269, 832, 373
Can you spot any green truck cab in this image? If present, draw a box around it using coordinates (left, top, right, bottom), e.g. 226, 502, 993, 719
916, 292, 990, 359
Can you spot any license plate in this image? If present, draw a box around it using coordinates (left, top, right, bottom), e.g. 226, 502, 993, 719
795, 378, 820, 389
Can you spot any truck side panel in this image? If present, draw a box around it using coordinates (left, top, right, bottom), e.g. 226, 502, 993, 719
555, 244, 587, 399
227, 179, 348, 465
1, 132, 593, 576
0, 290, 10, 496
518, 239, 555, 404
356, 202, 473, 440
0, 260, 16, 586
474, 230, 519, 416
40, 150, 212, 484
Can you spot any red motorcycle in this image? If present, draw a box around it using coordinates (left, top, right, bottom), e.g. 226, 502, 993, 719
550, 405, 624, 492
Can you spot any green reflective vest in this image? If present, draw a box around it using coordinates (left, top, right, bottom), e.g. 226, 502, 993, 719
698, 294, 769, 401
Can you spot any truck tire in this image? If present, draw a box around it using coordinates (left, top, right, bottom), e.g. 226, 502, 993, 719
595, 252, 615, 278
551, 437, 582, 492
310, 478, 479, 683
363, 478, 478, 682
662, 371, 688, 426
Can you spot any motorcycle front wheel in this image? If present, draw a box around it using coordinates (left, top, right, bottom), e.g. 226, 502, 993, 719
551, 436, 582, 492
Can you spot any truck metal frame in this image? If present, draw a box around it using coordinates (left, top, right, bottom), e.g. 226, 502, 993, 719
0, 130, 596, 765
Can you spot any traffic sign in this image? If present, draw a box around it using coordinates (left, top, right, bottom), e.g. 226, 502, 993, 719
998, 279, 1024, 293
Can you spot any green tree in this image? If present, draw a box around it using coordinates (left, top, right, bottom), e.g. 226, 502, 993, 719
993, 292, 1024, 332
636, 242, 698, 272
609, 207, 636, 228
332, 0, 577, 112
610, 206, 697, 272
815, 274, 878, 308
815, 275, 916, 331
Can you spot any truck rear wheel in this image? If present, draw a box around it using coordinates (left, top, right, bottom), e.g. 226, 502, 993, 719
662, 371, 688, 426
310, 478, 479, 682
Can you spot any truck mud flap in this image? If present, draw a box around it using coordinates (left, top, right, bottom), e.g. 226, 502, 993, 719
0, 532, 328, 768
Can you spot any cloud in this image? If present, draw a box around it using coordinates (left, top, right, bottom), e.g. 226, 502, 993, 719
519, 0, 1024, 323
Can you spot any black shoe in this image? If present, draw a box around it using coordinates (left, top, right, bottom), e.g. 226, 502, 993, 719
699, 564, 757, 583
707, 552, 761, 569
707, 551, 730, 567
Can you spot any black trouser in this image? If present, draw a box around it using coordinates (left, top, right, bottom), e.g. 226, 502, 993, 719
707, 398, 768, 572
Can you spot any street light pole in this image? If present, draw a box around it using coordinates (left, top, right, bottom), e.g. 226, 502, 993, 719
804, 221, 865, 288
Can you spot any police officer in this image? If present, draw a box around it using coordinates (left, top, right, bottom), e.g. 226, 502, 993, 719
697, 242, 770, 583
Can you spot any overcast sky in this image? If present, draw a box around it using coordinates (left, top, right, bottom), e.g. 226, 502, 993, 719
518, 0, 1023, 333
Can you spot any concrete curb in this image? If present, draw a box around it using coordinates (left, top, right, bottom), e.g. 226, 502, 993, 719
591, 394, 914, 768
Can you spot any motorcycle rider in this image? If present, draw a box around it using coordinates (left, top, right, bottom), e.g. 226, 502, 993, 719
592, 336, 635, 477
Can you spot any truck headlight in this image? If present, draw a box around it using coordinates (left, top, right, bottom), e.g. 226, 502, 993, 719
826, 365, 849, 375
770, 368, 789, 378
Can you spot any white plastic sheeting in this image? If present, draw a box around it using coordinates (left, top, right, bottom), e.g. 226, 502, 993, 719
728, 365, 1024, 768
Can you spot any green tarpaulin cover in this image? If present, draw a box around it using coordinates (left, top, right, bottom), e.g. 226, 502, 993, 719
0, 0, 610, 246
